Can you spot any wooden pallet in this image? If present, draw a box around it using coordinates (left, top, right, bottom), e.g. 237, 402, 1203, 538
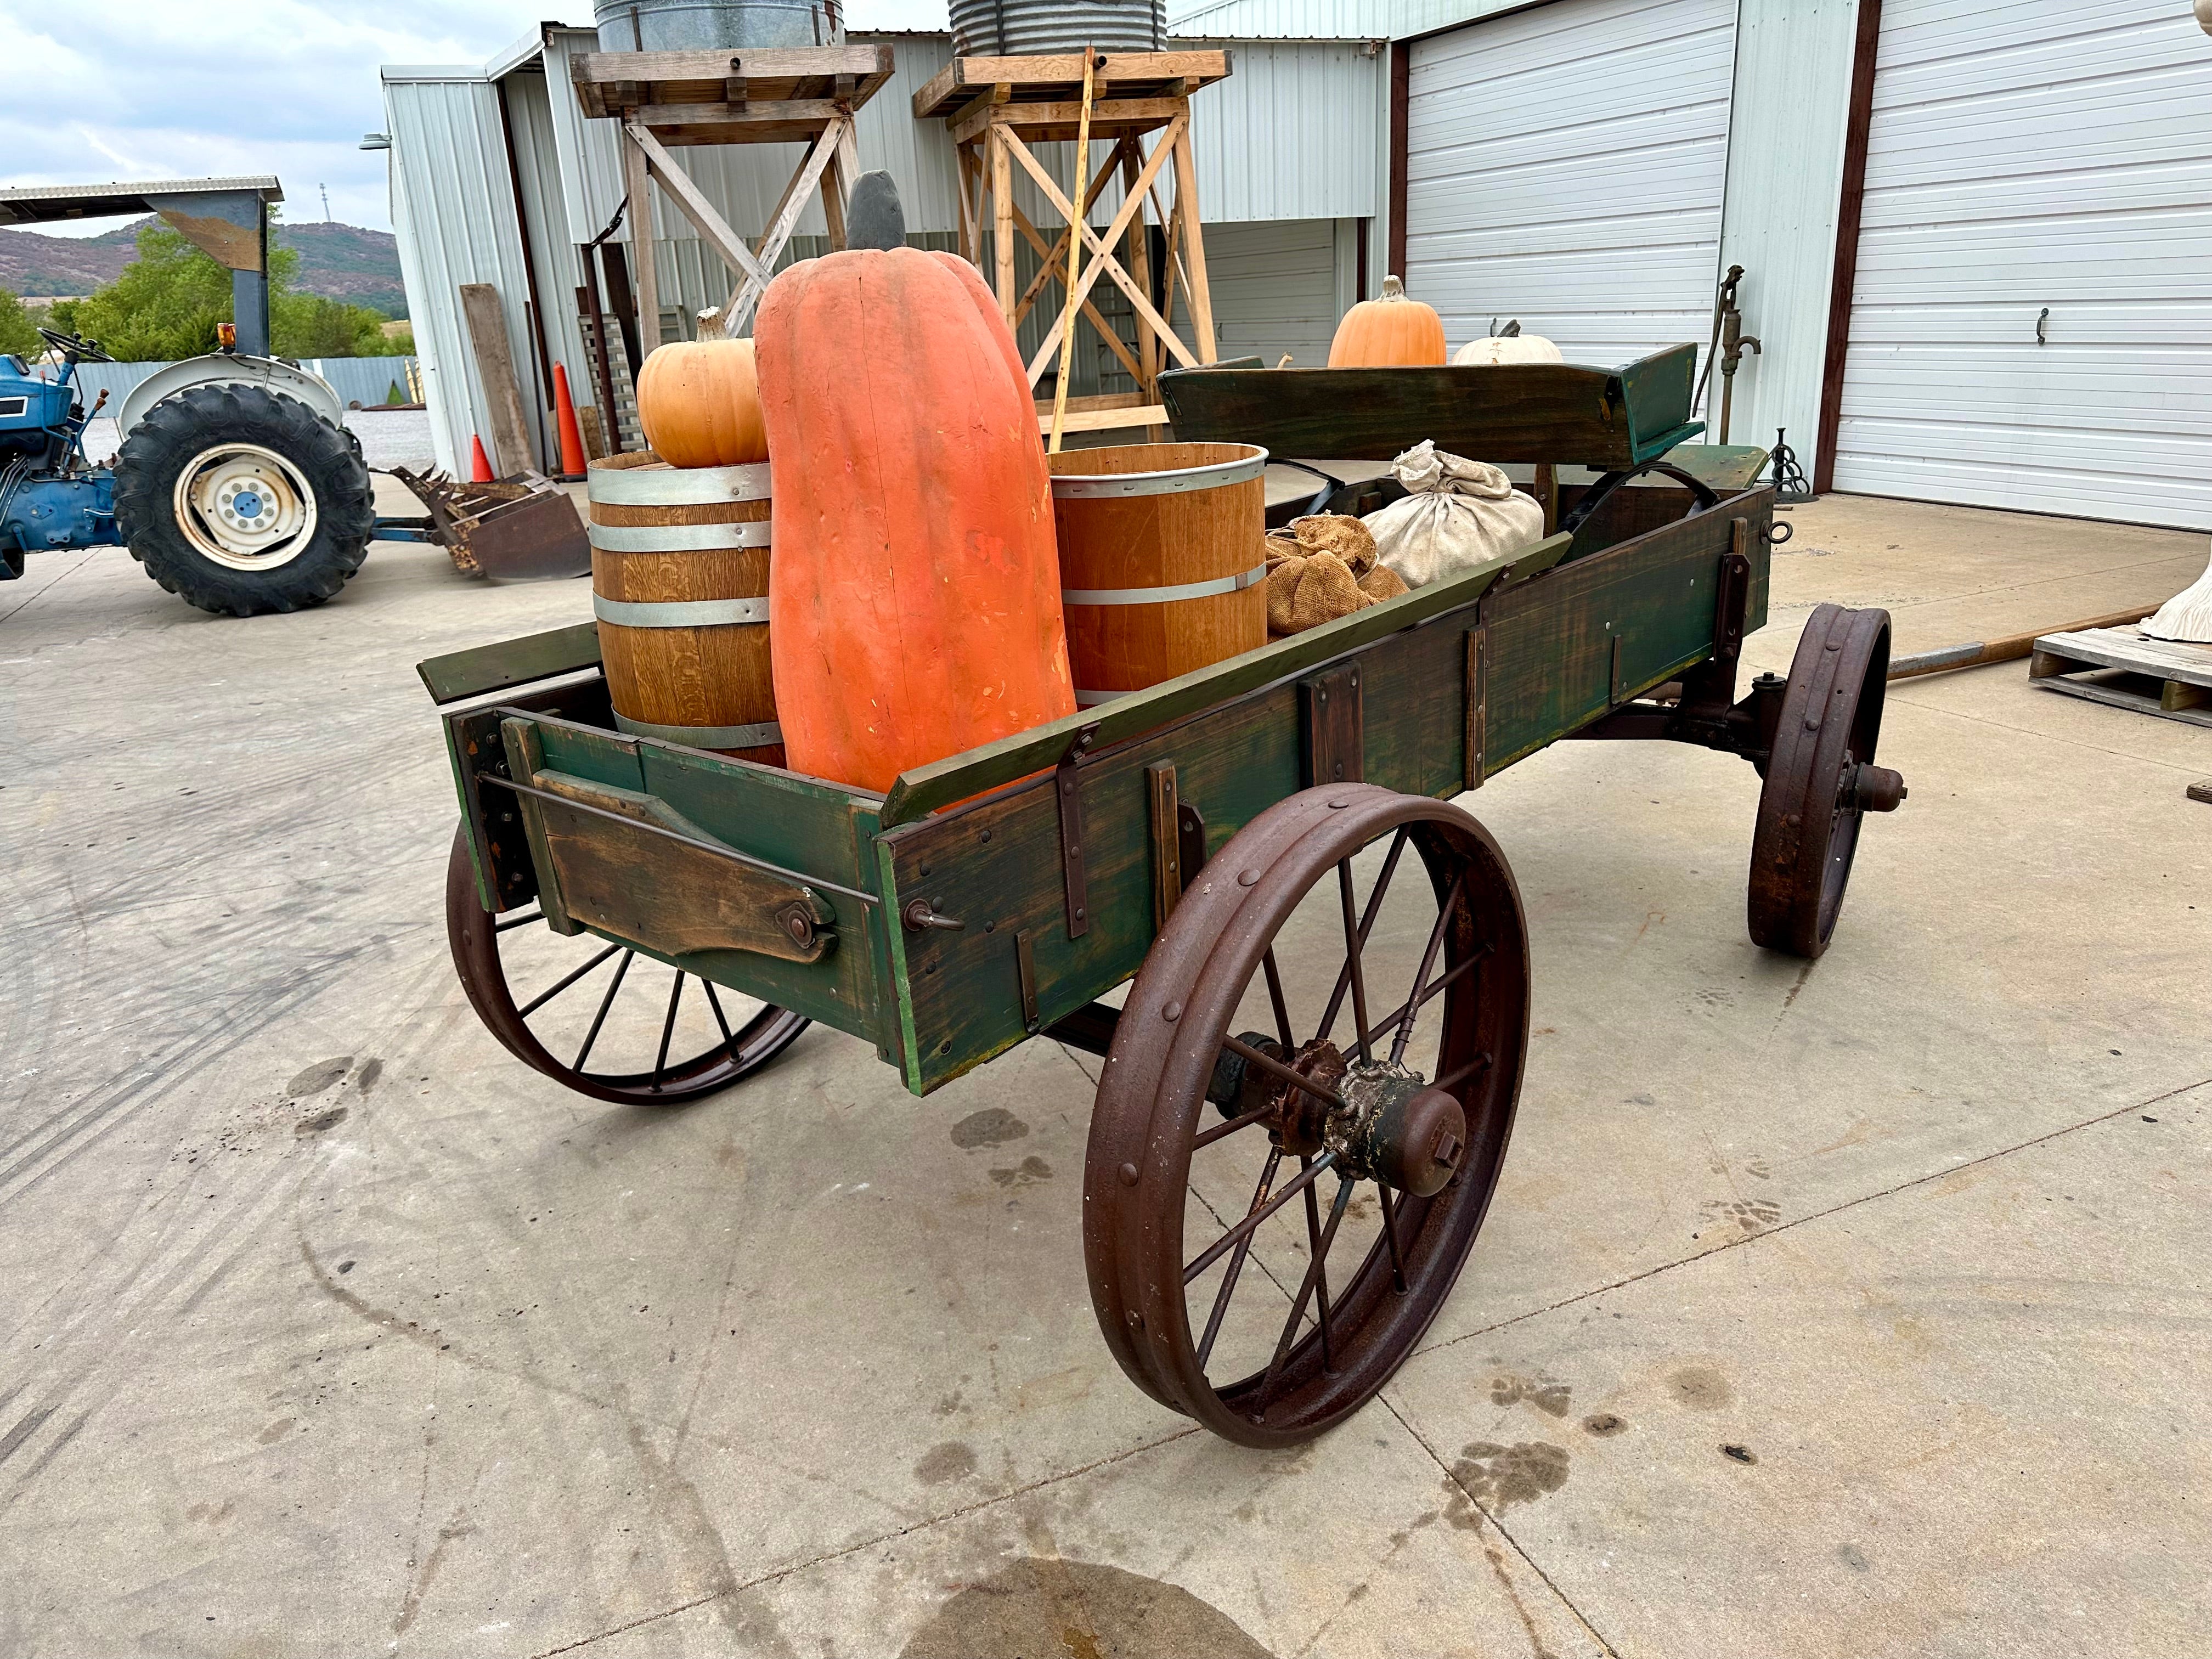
2029, 625, 2212, 728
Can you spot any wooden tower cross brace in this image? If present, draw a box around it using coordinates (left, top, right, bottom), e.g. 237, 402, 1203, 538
916, 50, 1232, 433
573, 44, 895, 350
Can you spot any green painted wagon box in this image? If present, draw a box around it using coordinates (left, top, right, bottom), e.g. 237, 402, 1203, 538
428, 482, 1773, 1097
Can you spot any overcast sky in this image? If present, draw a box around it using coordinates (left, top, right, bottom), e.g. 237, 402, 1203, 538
0, 0, 949, 237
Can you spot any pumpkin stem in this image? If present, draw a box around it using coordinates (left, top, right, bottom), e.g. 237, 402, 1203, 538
1381, 274, 1408, 300
848, 171, 907, 252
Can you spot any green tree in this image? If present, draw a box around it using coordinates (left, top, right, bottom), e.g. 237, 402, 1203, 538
0, 287, 41, 358
47, 220, 404, 362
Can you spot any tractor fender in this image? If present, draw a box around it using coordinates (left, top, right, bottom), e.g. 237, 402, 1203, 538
116, 356, 345, 438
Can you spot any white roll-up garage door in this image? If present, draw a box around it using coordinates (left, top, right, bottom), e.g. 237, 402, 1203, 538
1204, 219, 1352, 371
1832, 0, 2212, 530
1403, 0, 1739, 370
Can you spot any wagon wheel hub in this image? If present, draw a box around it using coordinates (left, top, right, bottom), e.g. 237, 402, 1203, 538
1334, 1062, 1466, 1198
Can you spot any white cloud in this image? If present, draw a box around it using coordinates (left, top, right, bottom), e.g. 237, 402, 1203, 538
1, 0, 950, 235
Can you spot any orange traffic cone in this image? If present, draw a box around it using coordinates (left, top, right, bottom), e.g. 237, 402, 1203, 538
469, 434, 494, 483
552, 364, 588, 479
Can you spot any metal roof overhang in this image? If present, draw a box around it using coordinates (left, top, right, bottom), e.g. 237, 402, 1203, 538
0, 177, 284, 228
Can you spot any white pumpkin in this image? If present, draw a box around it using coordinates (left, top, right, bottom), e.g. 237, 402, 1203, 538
1454, 333, 1564, 366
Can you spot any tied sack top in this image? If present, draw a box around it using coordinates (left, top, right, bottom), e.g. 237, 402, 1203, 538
1364, 439, 1545, 592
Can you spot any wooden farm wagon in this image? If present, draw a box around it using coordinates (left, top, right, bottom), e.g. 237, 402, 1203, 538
420, 348, 1906, 1446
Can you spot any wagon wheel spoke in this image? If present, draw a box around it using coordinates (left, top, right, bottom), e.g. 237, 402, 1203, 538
702, 980, 736, 1049
1257, 1174, 1356, 1407
1368, 946, 1487, 1043
1299, 1155, 1336, 1373
1309, 827, 1398, 1044
1184, 1153, 1334, 1285
1193, 1103, 1274, 1149
494, 909, 544, 933
1261, 948, 1295, 1052
1376, 1182, 1408, 1294
1335, 861, 1378, 1064
1390, 872, 1464, 1066
518, 941, 624, 1017
651, 972, 686, 1091
571, 949, 636, 1071
1196, 1147, 1284, 1370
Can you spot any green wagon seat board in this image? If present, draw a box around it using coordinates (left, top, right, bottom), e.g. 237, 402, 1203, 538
1156, 347, 1705, 470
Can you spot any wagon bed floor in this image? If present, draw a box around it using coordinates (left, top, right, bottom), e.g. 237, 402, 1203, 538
0, 498, 2205, 1658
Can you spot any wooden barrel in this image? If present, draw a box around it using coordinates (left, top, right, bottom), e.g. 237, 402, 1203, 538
1048, 443, 1269, 708
588, 452, 782, 765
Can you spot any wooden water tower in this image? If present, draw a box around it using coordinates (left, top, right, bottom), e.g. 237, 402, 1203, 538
913, 49, 1233, 436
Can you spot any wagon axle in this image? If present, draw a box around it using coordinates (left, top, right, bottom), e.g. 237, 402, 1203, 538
1212, 1035, 1468, 1200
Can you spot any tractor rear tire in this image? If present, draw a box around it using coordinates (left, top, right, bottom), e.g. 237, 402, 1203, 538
113, 384, 374, 617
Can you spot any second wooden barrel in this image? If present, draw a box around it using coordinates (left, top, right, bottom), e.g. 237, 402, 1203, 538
1048, 442, 1269, 708
588, 452, 782, 765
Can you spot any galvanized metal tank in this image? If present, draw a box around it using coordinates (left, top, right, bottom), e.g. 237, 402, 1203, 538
594, 0, 844, 52
947, 0, 1165, 55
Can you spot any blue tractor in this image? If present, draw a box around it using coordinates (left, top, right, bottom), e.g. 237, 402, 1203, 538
1, 178, 375, 617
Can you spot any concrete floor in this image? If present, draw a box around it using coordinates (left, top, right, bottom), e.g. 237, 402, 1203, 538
1, 492, 2207, 1658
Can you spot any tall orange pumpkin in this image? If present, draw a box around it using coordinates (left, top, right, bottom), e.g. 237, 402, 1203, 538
754, 182, 1075, 795
635, 337, 768, 469
1327, 275, 1448, 367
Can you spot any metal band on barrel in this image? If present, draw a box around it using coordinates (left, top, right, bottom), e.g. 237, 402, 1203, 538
612, 712, 783, 749
1049, 446, 1268, 499
592, 593, 770, 629
587, 460, 771, 505
1061, 562, 1268, 607
588, 520, 771, 553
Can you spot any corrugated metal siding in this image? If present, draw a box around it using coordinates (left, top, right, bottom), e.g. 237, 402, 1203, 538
1404, 0, 1739, 370
1169, 0, 1519, 38
1832, 0, 2212, 528
382, 74, 542, 475
1204, 218, 1352, 365
1179, 40, 1382, 223
504, 70, 585, 465
1707, 0, 1859, 473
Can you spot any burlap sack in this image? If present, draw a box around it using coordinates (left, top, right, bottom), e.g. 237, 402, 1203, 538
1265, 516, 1411, 636
1362, 440, 1545, 590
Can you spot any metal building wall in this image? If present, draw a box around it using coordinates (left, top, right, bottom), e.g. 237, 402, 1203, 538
381, 71, 544, 476
1169, 0, 1864, 476
1711, 0, 1860, 475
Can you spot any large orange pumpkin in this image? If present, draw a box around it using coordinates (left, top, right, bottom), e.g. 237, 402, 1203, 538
635, 337, 768, 469
754, 241, 1075, 794
1327, 275, 1448, 367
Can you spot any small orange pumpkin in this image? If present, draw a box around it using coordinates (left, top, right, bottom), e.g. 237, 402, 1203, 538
635, 337, 768, 469
1327, 275, 1448, 368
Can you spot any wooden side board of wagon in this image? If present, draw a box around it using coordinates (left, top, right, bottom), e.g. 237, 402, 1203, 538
418, 350, 1909, 1446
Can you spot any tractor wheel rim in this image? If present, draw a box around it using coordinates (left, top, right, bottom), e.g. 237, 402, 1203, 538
174, 443, 318, 571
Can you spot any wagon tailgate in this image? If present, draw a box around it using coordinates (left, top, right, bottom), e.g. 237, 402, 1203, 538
507, 713, 902, 1057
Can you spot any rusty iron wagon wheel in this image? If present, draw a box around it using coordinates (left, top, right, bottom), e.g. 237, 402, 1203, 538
1083, 784, 1531, 1447
1747, 603, 1906, 960
444, 825, 809, 1105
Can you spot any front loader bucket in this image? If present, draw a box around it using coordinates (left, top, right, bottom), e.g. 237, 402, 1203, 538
387, 467, 590, 580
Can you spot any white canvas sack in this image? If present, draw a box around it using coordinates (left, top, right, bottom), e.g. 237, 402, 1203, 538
1362, 440, 1546, 590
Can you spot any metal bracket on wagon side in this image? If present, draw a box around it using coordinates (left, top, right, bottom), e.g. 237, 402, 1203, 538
1301, 664, 1365, 788
1057, 722, 1101, 939
1568, 524, 1781, 770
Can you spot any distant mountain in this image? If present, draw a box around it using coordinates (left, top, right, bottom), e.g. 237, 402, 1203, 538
0, 218, 408, 318
281, 222, 409, 319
